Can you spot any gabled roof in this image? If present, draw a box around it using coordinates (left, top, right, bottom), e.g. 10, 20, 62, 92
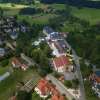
36, 79, 65, 100
50, 32, 62, 40
37, 79, 49, 95
53, 41, 65, 54
53, 55, 70, 68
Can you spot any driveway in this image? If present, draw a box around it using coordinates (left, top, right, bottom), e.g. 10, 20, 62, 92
63, 72, 75, 80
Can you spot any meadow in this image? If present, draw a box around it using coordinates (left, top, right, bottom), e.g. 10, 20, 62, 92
1, 3, 100, 25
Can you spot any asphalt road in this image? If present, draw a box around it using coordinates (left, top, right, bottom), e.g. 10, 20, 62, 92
65, 41, 86, 100
46, 74, 75, 100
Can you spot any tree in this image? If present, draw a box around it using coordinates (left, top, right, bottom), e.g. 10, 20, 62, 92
0, 59, 9, 67
32, 92, 41, 100
16, 90, 32, 100
64, 80, 72, 88
53, 71, 61, 78
72, 79, 79, 89
80, 61, 92, 78
31, 48, 52, 74
84, 80, 98, 100
0, 7, 4, 18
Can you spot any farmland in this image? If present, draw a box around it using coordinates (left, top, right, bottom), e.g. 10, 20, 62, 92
0, 3, 100, 25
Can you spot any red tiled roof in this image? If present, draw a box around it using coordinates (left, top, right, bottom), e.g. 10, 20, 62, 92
51, 95, 65, 100
12, 57, 21, 66
37, 79, 49, 95
53, 55, 70, 68
59, 95, 65, 100
52, 95, 59, 100
37, 79, 65, 100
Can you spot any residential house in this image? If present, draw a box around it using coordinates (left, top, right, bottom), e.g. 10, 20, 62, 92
51, 94, 65, 100
21, 64, 28, 71
0, 48, 5, 57
10, 31, 18, 40
48, 40, 68, 57
0, 35, 5, 45
46, 32, 63, 41
43, 26, 54, 35
90, 71, 100, 83
20, 24, 27, 33
35, 78, 65, 100
52, 55, 73, 73
11, 57, 21, 68
90, 71, 100, 98
11, 57, 28, 70
35, 79, 50, 98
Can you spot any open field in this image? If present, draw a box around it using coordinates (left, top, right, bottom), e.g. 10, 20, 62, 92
1, 3, 100, 25
18, 14, 58, 25
0, 69, 41, 100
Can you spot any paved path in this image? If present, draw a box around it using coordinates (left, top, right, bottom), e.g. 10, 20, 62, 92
46, 74, 75, 100
21, 53, 35, 66
6, 42, 15, 51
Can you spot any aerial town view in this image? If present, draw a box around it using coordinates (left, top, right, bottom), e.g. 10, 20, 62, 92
0, 0, 100, 100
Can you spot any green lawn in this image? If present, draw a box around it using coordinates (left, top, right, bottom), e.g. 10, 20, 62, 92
0, 66, 9, 75
18, 14, 58, 25
3, 9, 21, 16
51, 4, 66, 10
0, 69, 41, 100
84, 80, 99, 100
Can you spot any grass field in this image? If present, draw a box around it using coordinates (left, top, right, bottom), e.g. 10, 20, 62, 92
0, 3, 29, 9
0, 69, 41, 100
1, 3, 100, 25
0, 66, 9, 75
72, 7, 100, 25
18, 13, 58, 25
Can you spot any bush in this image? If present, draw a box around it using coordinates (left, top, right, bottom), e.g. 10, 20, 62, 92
16, 90, 32, 100
0, 59, 9, 67
72, 79, 79, 89
19, 8, 36, 15
53, 71, 61, 78
64, 80, 72, 88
